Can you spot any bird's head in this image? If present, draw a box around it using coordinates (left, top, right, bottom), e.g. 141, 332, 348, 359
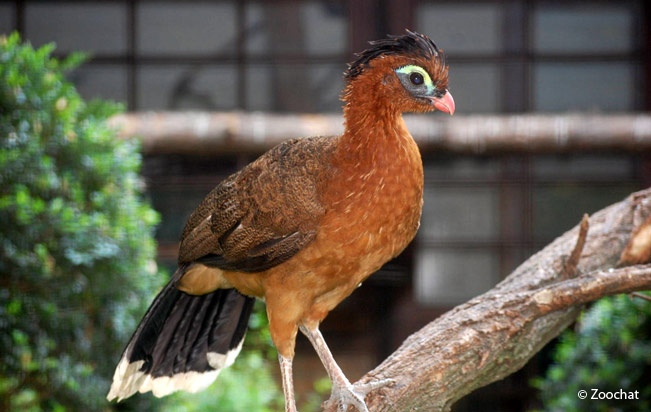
343, 30, 454, 115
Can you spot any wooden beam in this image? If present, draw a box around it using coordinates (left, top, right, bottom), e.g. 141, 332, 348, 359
109, 112, 651, 154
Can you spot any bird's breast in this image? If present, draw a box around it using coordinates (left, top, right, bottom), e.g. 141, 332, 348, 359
317, 135, 424, 287
253, 127, 424, 327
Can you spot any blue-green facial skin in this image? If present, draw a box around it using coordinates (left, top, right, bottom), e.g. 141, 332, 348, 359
394, 65, 438, 98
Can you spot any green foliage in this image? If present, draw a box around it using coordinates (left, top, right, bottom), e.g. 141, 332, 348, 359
0, 33, 165, 411
532, 293, 651, 412
167, 351, 282, 412
0, 32, 298, 412
298, 376, 331, 412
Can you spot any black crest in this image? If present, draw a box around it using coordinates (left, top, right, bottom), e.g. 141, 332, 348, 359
344, 29, 444, 81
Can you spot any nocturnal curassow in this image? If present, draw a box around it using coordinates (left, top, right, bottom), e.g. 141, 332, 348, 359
107, 30, 454, 412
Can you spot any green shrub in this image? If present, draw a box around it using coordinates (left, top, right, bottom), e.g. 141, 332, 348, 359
0, 33, 286, 412
532, 293, 650, 412
0, 33, 165, 411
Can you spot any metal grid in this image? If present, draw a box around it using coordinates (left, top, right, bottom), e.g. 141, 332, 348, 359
7, 0, 352, 110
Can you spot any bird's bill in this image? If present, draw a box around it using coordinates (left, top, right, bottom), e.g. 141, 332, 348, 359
431, 90, 455, 115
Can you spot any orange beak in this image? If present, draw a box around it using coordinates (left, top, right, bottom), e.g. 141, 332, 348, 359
431, 90, 455, 115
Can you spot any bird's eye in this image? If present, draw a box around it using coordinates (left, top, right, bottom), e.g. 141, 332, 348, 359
395, 65, 434, 96
410, 72, 424, 85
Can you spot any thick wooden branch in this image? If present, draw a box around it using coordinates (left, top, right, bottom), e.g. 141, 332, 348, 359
324, 189, 651, 412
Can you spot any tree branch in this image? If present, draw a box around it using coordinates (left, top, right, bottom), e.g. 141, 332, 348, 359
560, 213, 589, 279
629, 291, 651, 302
528, 264, 651, 315
323, 188, 651, 412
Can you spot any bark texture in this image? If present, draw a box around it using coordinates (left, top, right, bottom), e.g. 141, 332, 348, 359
324, 189, 651, 412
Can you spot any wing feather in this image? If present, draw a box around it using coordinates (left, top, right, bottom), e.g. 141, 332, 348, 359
178, 136, 336, 273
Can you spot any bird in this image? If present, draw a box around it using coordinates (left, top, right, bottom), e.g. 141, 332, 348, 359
107, 29, 454, 412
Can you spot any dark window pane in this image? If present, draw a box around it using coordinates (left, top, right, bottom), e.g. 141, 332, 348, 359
447, 63, 501, 113
533, 155, 633, 181
25, 3, 127, 54
415, 249, 500, 305
70, 65, 128, 104
246, 1, 347, 56
309, 64, 345, 112
533, 63, 634, 112
137, 65, 237, 111
302, 1, 348, 56
421, 157, 500, 181
420, 187, 499, 241
149, 187, 211, 241
416, 3, 503, 54
533, 184, 638, 241
245, 65, 273, 111
534, 5, 633, 54
0, 4, 13, 34
245, 63, 344, 112
138, 3, 236, 56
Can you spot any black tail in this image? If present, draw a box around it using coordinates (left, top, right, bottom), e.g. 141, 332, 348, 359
107, 267, 254, 401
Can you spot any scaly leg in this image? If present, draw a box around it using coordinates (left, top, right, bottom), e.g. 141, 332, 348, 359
279, 354, 298, 412
299, 325, 394, 412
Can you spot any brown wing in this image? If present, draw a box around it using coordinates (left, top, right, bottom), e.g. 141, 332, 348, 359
178, 136, 336, 273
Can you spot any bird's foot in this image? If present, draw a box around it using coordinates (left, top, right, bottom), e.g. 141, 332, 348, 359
324, 378, 395, 412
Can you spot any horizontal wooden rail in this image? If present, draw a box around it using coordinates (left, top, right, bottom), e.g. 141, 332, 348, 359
109, 112, 651, 154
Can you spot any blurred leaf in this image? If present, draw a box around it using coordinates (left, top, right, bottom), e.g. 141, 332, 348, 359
532, 293, 651, 412
0, 32, 164, 412
0, 32, 286, 412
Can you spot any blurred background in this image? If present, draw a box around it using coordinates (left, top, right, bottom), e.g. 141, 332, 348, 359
1, 1, 650, 411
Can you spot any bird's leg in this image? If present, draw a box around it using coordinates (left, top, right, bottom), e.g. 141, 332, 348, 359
299, 325, 393, 412
278, 354, 298, 412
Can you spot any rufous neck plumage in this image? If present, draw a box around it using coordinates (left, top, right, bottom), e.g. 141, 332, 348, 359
336, 75, 414, 168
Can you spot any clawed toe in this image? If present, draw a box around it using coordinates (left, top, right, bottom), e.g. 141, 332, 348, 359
323, 383, 367, 412
324, 378, 395, 412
